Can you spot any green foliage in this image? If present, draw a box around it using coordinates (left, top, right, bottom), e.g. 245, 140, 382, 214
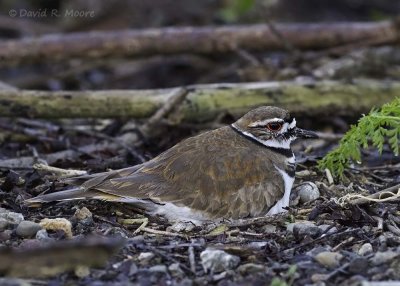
318, 98, 400, 178
219, 0, 255, 22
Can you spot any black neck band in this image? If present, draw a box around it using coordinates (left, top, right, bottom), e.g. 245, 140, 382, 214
230, 125, 294, 158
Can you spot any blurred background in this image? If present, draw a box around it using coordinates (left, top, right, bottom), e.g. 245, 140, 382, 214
1, 0, 400, 90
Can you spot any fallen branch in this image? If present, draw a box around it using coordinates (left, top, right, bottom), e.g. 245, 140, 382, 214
0, 80, 399, 120
0, 20, 398, 64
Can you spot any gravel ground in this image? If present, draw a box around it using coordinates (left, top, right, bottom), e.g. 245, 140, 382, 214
0, 118, 399, 286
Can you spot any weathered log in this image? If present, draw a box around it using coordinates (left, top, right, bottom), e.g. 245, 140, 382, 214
0, 21, 398, 64
0, 80, 398, 121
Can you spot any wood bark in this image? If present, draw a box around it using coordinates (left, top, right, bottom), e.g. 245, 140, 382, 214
0, 80, 398, 121
0, 21, 398, 64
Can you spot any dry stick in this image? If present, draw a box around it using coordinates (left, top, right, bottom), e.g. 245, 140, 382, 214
140, 227, 188, 239
188, 246, 196, 274
228, 213, 289, 228
0, 21, 398, 64
140, 87, 189, 137
33, 163, 87, 178
348, 183, 400, 205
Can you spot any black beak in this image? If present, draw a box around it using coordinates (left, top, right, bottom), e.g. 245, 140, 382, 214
295, 128, 319, 139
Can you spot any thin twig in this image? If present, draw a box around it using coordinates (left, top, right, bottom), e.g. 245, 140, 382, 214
348, 183, 400, 205
140, 87, 189, 136
188, 245, 196, 274
140, 227, 188, 239
33, 163, 87, 178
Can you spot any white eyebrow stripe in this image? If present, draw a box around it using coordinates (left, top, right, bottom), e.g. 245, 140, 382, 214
288, 118, 296, 129
248, 118, 284, 127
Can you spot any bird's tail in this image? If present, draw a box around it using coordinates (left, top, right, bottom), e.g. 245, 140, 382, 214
24, 188, 118, 207
24, 187, 153, 211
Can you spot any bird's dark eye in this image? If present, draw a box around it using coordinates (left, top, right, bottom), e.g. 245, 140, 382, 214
266, 122, 282, 131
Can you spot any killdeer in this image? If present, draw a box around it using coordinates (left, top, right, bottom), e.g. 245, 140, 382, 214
26, 106, 317, 224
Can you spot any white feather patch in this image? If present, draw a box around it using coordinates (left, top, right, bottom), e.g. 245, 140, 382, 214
152, 203, 210, 225
267, 165, 294, 215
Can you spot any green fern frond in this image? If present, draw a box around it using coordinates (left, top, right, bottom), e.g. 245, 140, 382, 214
318, 97, 400, 178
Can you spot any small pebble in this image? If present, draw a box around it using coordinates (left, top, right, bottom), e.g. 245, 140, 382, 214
311, 273, 329, 283
40, 218, 73, 238
261, 224, 276, 234
138, 252, 155, 264
318, 224, 337, 234
200, 248, 240, 273
348, 257, 368, 274
0, 218, 9, 231
288, 221, 321, 238
370, 250, 399, 265
297, 182, 320, 203
358, 243, 373, 256
0, 230, 12, 242
168, 263, 185, 278
248, 241, 268, 249
16, 220, 42, 238
237, 263, 265, 275
168, 221, 196, 232
36, 229, 51, 241
314, 251, 343, 268
74, 207, 92, 221
75, 265, 90, 278
287, 221, 314, 232
149, 265, 168, 273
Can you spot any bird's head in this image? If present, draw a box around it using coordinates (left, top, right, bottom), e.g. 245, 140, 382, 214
232, 106, 318, 149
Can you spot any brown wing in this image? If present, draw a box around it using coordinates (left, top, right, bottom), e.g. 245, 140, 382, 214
81, 126, 285, 219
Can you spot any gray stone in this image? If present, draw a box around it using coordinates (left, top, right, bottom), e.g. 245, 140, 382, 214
36, 229, 51, 241
0, 218, 9, 231
288, 221, 321, 238
370, 250, 400, 265
0, 211, 24, 225
168, 263, 185, 278
149, 265, 168, 273
348, 257, 368, 274
358, 243, 373, 256
318, 224, 338, 234
0, 230, 12, 242
287, 221, 314, 232
297, 182, 320, 203
138, 252, 155, 264
200, 248, 240, 273
16, 221, 42, 238
314, 251, 343, 268
261, 224, 277, 234
168, 221, 196, 232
